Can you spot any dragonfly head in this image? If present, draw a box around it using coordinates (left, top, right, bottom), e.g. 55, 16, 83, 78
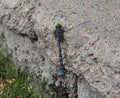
55, 23, 62, 29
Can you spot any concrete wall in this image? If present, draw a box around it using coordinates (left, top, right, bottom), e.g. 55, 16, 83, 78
0, 0, 120, 98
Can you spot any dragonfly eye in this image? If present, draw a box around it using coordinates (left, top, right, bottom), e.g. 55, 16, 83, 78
55, 23, 62, 29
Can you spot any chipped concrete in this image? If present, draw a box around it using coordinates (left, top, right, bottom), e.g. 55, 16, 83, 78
0, 0, 120, 98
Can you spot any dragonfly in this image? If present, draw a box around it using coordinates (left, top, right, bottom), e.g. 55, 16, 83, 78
43, 23, 85, 76
53, 24, 65, 76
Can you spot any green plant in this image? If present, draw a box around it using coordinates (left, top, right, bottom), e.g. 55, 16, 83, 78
32, 78, 47, 98
0, 49, 33, 98
0, 48, 14, 79
2, 67, 33, 98
0, 48, 58, 98
50, 92, 58, 98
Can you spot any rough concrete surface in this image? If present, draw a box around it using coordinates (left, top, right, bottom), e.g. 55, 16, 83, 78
0, 0, 120, 98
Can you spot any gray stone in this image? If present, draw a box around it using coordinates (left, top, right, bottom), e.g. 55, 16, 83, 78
0, 0, 120, 98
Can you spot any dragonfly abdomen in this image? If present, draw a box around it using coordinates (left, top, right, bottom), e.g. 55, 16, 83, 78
58, 42, 65, 76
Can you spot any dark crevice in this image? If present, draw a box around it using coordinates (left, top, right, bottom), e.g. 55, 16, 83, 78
19, 32, 38, 43
19, 33, 28, 37
73, 74, 78, 98
29, 32, 38, 43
